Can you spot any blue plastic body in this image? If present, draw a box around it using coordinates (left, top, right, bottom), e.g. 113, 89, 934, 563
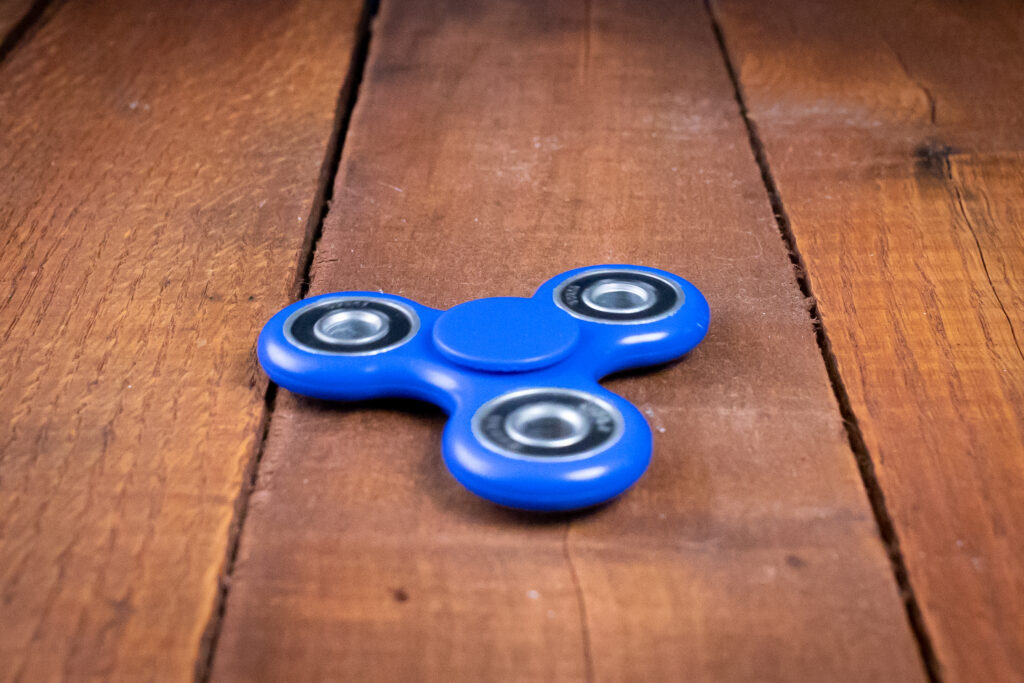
257, 265, 709, 511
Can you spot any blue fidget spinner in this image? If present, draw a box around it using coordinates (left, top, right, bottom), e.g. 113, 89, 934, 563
258, 265, 709, 511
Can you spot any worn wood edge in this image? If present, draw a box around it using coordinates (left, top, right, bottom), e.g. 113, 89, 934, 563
193, 2, 379, 680
0, 0, 367, 678
709, 0, 1024, 679
703, 2, 941, 678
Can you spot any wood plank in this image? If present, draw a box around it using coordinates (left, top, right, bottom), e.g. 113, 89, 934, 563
211, 0, 927, 679
712, 0, 1024, 679
0, 0, 364, 679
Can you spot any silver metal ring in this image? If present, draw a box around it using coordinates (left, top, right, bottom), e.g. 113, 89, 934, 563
471, 387, 624, 461
581, 279, 657, 314
313, 309, 390, 346
504, 401, 591, 449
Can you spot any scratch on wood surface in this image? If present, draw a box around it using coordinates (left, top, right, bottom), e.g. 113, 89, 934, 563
912, 140, 1024, 363
950, 175, 1024, 363
563, 523, 594, 682
377, 180, 404, 193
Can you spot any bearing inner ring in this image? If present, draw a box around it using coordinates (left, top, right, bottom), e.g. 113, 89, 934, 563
472, 388, 624, 460
581, 279, 657, 314
314, 309, 390, 345
504, 402, 591, 449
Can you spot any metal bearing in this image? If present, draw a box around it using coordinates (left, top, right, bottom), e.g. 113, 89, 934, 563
284, 296, 419, 355
472, 388, 624, 461
553, 268, 683, 324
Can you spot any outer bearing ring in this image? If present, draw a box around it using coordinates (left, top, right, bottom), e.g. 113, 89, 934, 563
471, 388, 624, 461
283, 296, 420, 356
553, 268, 684, 324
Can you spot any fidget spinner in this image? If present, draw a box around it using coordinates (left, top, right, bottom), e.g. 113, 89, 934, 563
258, 265, 709, 511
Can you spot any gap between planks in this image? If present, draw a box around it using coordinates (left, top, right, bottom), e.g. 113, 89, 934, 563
193, 1, 380, 680
703, 1, 943, 681
0, 0, 58, 63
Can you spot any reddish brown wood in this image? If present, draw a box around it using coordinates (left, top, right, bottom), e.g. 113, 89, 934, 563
714, 0, 1024, 679
211, 0, 926, 679
0, 0, 364, 678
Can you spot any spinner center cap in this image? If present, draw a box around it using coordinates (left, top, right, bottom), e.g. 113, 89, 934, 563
432, 297, 578, 372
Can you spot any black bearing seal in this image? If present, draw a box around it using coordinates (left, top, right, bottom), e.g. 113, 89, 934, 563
472, 388, 624, 460
284, 297, 419, 355
554, 269, 683, 324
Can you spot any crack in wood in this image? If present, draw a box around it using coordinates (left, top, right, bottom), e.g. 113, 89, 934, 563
951, 178, 1024, 364
563, 523, 594, 683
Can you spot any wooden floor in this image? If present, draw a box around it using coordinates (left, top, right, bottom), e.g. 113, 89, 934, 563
1, 0, 1021, 680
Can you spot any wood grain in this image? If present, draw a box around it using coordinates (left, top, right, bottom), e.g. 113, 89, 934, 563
0, 0, 364, 679
713, 0, 1024, 679
211, 0, 926, 680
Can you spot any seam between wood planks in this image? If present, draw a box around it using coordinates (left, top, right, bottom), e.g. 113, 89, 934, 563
0, 0, 60, 65
291, 0, 379, 303
193, 2, 380, 680
702, 2, 943, 681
